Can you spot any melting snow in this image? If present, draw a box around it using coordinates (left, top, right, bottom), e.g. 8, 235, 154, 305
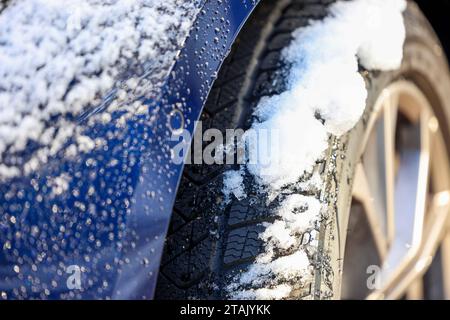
0, 0, 200, 179
248, 0, 406, 189
223, 169, 247, 203
228, 250, 312, 299
259, 195, 322, 253
231, 284, 293, 300
226, 0, 406, 299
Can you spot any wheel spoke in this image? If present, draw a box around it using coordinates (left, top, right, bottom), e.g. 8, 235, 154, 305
386, 191, 450, 299
384, 92, 399, 245
353, 163, 388, 259
413, 107, 432, 247
406, 278, 424, 300
379, 113, 430, 285
442, 229, 450, 299
347, 81, 450, 300
368, 190, 450, 300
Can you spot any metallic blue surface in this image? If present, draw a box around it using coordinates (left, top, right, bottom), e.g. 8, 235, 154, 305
0, 0, 260, 299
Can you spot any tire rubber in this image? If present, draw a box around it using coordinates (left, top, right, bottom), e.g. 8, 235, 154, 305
155, 0, 450, 299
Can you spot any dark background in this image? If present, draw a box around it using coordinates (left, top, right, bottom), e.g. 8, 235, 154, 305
416, 0, 450, 57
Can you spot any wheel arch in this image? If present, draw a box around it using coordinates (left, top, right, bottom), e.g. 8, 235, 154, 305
147, 0, 266, 298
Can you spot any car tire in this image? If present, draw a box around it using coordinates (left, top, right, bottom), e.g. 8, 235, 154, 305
155, 0, 450, 300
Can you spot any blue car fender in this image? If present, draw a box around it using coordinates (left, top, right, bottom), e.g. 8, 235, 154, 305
0, 0, 260, 299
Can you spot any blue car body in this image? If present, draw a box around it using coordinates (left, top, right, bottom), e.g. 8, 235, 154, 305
0, 0, 259, 299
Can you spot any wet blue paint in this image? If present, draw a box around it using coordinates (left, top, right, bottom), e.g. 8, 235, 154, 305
0, 0, 260, 299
